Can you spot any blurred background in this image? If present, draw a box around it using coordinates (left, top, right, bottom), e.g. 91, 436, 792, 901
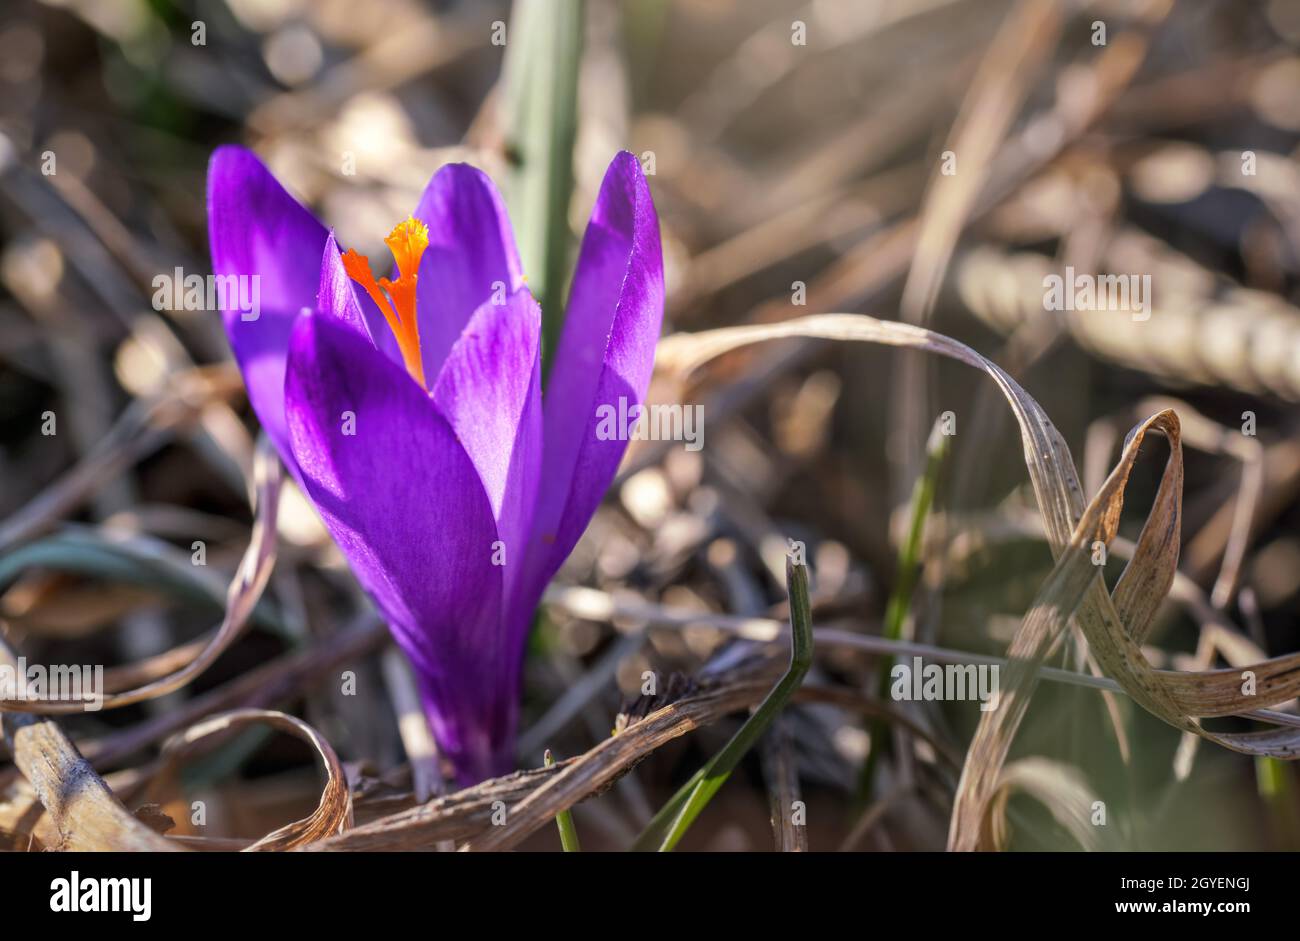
2, 0, 1300, 851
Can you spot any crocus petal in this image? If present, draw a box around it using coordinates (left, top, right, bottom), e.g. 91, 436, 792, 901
319, 232, 385, 348
208, 145, 328, 460
409, 164, 525, 382
526, 152, 664, 594
431, 288, 542, 618
284, 309, 513, 784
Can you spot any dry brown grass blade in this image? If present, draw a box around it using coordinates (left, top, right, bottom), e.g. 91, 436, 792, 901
155, 708, 353, 851
1172, 623, 1274, 780
0, 434, 282, 714
655, 313, 1300, 849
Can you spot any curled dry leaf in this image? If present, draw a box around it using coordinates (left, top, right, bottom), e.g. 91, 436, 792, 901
0, 434, 282, 715
156, 708, 353, 851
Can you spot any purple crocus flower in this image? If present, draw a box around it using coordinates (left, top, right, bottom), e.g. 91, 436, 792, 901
208, 146, 663, 784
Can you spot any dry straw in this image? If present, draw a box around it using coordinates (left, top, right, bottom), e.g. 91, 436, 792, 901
655, 312, 1300, 850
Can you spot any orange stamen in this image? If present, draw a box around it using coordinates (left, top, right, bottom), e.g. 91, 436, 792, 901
384, 217, 428, 281
340, 217, 430, 387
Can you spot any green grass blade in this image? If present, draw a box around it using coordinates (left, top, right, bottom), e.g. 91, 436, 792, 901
861, 416, 950, 796
631, 555, 814, 851
544, 749, 582, 851
501, 0, 583, 375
